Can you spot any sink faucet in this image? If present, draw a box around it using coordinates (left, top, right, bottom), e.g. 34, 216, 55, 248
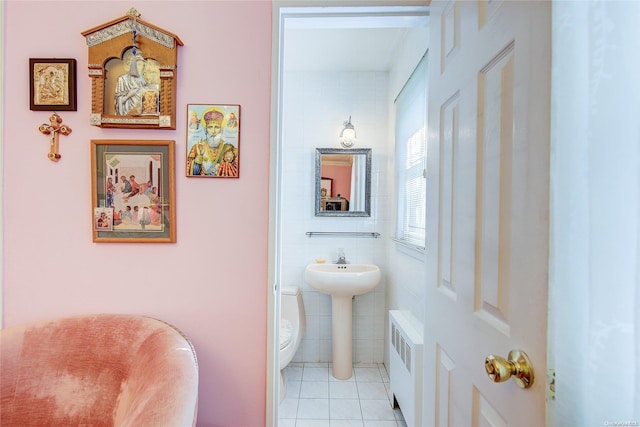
336, 248, 348, 264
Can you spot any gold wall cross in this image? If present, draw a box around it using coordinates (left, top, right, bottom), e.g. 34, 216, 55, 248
38, 113, 72, 162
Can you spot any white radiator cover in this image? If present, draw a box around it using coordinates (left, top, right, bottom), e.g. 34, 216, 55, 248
389, 310, 424, 427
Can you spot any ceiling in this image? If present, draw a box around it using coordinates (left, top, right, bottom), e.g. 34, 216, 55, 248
284, 27, 412, 71
282, 8, 429, 72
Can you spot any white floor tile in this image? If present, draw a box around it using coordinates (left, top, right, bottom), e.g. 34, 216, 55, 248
297, 398, 330, 420
360, 399, 396, 421
357, 382, 388, 400
297, 420, 332, 427
332, 420, 365, 427
279, 363, 398, 426
303, 366, 330, 382
285, 378, 301, 395
330, 398, 362, 420
330, 381, 359, 399
278, 419, 296, 427
378, 366, 390, 382
383, 382, 393, 402
300, 381, 329, 399
354, 367, 383, 382
284, 365, 303, 381
279, 397, 298, 419
363, 421, 399, 427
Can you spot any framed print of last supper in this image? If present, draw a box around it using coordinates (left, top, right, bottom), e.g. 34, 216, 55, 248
186, 104, 240, 177
91, 139, 176, 243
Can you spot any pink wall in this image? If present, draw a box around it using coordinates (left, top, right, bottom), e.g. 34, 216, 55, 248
3, 2, 271, 426
322, 164, 352, 200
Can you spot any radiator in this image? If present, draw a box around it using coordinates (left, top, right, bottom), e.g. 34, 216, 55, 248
389, 310, 424, 427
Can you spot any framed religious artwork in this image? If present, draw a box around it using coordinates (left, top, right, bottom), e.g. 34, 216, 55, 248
29, 58, 77, 111
94, 207, 114, 231
185, 104, 240, 177
91, 139, 176, 243
321, 177, 333, 198
81, 8, 183, 129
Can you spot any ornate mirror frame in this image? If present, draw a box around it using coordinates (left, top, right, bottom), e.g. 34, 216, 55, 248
315, 148, 372, 217
81, 8, 183, 130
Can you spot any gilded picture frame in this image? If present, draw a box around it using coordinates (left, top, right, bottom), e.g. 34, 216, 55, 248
29, 58, 77, 111
185, 104, 240, 178
81, 9, 183, 130
91, 139, 176, 243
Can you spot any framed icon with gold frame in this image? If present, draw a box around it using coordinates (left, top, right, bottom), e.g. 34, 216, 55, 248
81, 8, 182, 129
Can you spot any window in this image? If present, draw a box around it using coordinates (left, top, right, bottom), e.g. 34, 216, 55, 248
395, 52, 428, 249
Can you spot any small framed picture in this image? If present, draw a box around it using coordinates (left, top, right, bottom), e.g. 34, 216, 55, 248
94, 207, 114, 231
321, 177, 333, 198
186, 104, 240, 177
29, 58, 77, 111
91, 139, 176, 243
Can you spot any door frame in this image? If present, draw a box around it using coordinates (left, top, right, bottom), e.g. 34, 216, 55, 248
270, 2, 637, 425
0, 2, 5, 328
268, 2, 431, 425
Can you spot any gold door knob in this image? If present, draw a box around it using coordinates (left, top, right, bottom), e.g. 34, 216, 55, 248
484, 349, 534, 388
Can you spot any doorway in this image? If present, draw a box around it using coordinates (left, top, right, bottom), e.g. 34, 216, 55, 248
269, 3, 429, 425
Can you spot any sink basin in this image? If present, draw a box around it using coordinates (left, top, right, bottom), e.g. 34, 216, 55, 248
304, 263, 381, 297
304, 262, 381, 379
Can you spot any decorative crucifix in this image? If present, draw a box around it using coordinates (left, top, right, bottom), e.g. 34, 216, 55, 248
38, 113, 71, 162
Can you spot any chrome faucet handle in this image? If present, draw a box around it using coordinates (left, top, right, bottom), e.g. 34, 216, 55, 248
336, 247, 347, 264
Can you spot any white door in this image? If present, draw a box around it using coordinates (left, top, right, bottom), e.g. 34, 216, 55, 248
423, 1, 550, 426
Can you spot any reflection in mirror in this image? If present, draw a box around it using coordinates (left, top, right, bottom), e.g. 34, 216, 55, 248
315, 148, 371, 217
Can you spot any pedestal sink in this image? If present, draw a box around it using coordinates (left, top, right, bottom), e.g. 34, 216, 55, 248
304, 263, 381, 379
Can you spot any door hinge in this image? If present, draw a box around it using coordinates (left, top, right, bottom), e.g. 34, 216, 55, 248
547, 369, 555, 400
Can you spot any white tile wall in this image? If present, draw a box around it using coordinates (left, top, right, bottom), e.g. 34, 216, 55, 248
281, 70, 390, 363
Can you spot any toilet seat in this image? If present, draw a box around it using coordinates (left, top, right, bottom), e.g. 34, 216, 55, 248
280, 318, 292, 350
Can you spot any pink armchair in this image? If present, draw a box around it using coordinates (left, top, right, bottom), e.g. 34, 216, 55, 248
1, 314, 199, 426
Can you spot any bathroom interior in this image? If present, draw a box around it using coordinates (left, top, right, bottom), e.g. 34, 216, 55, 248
275, 5, 429, 425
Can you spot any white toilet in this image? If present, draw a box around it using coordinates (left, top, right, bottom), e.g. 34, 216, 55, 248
279, 286, 306, 402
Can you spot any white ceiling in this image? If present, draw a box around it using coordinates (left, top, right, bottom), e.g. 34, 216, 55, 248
282, 8, 429, 72
284, 27, 411, 71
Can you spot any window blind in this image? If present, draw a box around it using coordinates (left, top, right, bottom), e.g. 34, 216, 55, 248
395, 52, 428, 248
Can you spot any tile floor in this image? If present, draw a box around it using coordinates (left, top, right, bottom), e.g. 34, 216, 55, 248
279, 362, 407, 427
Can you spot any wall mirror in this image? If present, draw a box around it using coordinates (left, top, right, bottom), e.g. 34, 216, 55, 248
315, 148, 371, 217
